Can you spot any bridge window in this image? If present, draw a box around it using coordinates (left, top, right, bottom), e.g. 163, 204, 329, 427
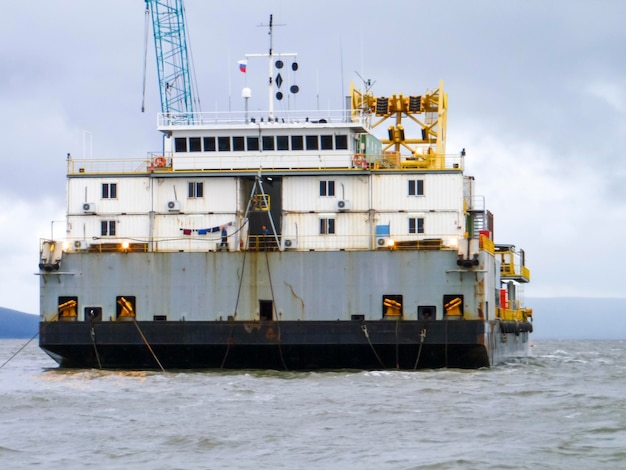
335, 135, 348, 150
102, 183, 117, 199
174, 137, 187, 152
262, 136, 275, 151
291, 135, 304, 150
233, 136, 245, 151
319, 180, 335, 196
409, 217, 424, 234
218, 136, 231, 151
408, 179, 424, 196
203, 136, 216, 151
306, 135, 319, 150
189, 137, 201, 152
247, 136, 259, 151
320, 135, 333, 150
276, 135, 289, 150
319, 217, 335, 235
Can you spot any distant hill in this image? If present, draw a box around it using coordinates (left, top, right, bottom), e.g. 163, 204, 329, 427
528, 297, 626, 340
0, 307, 39, 339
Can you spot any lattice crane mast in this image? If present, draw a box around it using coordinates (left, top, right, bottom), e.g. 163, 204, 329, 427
144, 0, 197, 115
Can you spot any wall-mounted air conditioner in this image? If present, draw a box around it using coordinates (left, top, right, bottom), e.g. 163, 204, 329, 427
337, 200, 351, 211
376, 237, 394, 248
167, 200, 181, 212
82, 202, 96, 214
73, 240, 89, 250
283, 238, 298, 249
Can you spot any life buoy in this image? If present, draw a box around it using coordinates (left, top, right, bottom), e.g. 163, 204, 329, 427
353, 154, 366, 167
154, 156, 167, 168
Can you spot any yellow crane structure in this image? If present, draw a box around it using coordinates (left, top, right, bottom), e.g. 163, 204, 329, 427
350, 80, 448, 170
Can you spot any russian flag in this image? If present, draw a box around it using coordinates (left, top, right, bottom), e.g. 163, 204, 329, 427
238, 60, 247, 73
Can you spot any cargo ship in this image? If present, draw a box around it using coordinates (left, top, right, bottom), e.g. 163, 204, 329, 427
38, 8, 532, 370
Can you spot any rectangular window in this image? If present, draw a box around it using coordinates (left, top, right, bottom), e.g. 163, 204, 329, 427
174, 137, 187, 153
203, 136, 216, 152
335, 135, 348, 150
276, 135, 289, 151
116, 295, 136, 320
320, 135, 333, 150
291, 135, 304, 150
319, 218, 335, 235
188, 182, 204, 198
443, 294, 464, 318
101, 220, 116, 236
101, 183, 117, 199
58, 296, 78, 320
232, 136, 245, 151
409, 217, 425, 234
408, 179, 424, 196
262, 135, 275, 151
84, 306, 102, 322
319, 180, 335, 196
306, 135, 319, 150
189, 137, 201, 152
382, 295, 403, 319
247, 136, 259, 151
218, 136, 231, 152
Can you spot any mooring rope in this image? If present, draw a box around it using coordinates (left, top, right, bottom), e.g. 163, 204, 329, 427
0, 330, 39, 370
361, 323, 385, 368
132, 319, 165, 372
222, 248, 249, 369
265, 248, 288, 371
90, 326, 103, 369
0, 315, 57, 370
413, 328, 427, 370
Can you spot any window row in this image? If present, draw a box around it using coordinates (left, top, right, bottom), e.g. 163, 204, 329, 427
319, 179, 424, 197
319, 217, 424, 235
99, 217, 424, 237
57, 296, 138, 321
101, 178, 422, 201
174, 134, 349, 153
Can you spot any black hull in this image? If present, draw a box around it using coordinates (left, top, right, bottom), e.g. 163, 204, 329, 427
39, 320, 532, 370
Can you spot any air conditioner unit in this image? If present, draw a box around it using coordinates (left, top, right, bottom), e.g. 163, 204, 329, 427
283, 238, 298, 249
73, 240, 89, 250
82, 202, 96, 214
337, 200, 351, 211
167, 200, 181, 212
376, 237, 394, 248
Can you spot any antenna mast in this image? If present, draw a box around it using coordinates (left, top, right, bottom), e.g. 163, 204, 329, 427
245, 14, 298, 120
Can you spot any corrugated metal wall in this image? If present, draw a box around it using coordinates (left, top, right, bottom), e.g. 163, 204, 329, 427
66, 172, 466, 252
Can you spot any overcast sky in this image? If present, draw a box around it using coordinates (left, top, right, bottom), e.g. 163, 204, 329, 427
2, 0, 625, 314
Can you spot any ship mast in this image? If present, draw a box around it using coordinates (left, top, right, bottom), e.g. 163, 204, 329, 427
245, 14, 298, 120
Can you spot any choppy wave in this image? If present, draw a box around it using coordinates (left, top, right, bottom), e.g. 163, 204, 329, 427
1, 339, 624, 469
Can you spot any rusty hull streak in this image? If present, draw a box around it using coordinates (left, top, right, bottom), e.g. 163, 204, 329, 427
284, 281, 305, 311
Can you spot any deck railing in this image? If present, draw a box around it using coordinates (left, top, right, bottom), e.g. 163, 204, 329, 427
66, 153, 465, 175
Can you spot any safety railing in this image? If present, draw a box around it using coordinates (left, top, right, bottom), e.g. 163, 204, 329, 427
66, 152, 464, 175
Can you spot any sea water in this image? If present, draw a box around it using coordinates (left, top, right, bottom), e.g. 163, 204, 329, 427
0, 339, 624, 469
